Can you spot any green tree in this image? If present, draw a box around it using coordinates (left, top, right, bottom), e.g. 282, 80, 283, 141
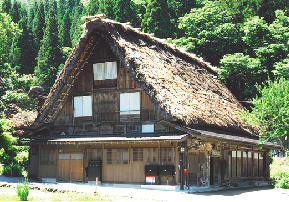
34, 8, 63, 91
99, 0, 116, 19
0, 13, 37, 118
15, 9, 37, 74
0, 12, 21, 78
174, 0, 244, 66
59, 10, 72, 47
242, 11, 289, 80
9, 0, 21, 23
32, 2, 45, 52
57, 0, 66, 21
2, 0, 12, 14
218, 53, 263, 100
141, 0, 173, 38
0, 119, 17, 165
240, 78, 289, 151
70, 3, 85, 46
113, 0, 139, 26
86, 0, 99, 15
273, 58, 289, 79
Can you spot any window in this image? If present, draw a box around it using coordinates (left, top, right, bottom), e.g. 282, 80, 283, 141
127, 124, 140, 133
87, 149, 102, 161
93, 61, 117, 80
133, 148, 143, 161
160, 148, 175, 162
40, 149, 56, 165
120, 92, 140, 115
107, 149, 129, 164
114, 125, 125, 133
74, 96, 92, 117
142, 124, 154, 133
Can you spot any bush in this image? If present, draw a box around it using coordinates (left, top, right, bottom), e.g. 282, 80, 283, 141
270, 159, 289, 189
1, 164, 24, 177
2, 165, 12, 176
17, 179, 29, 201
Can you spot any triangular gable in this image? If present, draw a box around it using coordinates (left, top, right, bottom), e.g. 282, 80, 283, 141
33, 16, 256, 136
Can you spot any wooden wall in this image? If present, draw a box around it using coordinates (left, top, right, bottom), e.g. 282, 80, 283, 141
52, 38, 162, 134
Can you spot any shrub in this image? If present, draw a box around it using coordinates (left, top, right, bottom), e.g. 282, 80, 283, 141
270, 159, 289, 189
2, 165, 12, 176
17, 179, 29, 201
12, 164, 24, 177
1, 164, 24, 177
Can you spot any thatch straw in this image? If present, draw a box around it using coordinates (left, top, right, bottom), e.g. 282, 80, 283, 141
33, 16, 256, 135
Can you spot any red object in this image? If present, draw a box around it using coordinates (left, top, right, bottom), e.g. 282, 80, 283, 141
183, 169, 187, 173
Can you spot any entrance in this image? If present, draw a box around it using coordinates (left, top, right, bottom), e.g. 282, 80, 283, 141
58, 153, 83, 182
210, 157, 220, 185
88, 161, 102, 181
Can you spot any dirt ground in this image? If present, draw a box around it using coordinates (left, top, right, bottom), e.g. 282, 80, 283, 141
1, 186, 289, 201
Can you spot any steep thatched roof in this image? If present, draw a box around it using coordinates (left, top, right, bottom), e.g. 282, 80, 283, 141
32, 15, 256, 136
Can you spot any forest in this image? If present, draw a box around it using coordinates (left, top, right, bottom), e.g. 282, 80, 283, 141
0, 0, 288, 177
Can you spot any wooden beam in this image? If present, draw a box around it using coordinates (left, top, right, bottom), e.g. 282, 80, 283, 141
70, 88, 142, 96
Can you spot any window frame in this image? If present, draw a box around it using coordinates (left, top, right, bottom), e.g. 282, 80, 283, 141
93, 61, 117, 81
73, 95, 92, 117
119, 92, 140, 115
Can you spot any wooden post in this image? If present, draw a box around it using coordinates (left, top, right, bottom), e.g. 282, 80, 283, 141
180, 152, 184, 190
95, 177, 98, 193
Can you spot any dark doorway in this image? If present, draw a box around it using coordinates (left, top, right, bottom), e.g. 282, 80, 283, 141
88, 160, 102, 181
210, 157, 220, 185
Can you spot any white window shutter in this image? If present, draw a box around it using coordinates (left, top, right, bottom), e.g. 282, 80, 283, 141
120, 93, 130, 115
74, 96, 83, 117
142, 124, 154, 133
129, 92, 140, 115
105, 61, 117, 79
82, 96, 92, 116
93, 63, 105, 80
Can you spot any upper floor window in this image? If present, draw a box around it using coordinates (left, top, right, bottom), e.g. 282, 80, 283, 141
142, 124, 154, 133
74, 95, 92, 117
120, 92, 140, 115
93, 61, 117, 80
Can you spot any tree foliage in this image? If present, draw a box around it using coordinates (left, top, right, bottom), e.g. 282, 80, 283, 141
240, 78, 289, 151
142, 0, 174, 38
34, 8, 62, 92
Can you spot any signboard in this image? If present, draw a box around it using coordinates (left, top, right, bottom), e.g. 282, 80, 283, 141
145, 176, 155, 184
211, 150, 221, 156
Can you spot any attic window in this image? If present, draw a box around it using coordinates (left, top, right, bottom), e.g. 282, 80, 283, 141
120, 92, 140, 115
93, 61, 117, 80
74, 96, 92, 117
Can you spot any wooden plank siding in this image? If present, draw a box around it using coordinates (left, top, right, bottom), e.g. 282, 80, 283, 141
52, 39, 162, 130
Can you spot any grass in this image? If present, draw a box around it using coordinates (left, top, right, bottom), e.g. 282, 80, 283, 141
0, 165, 3, 174
0, 187, 149, 201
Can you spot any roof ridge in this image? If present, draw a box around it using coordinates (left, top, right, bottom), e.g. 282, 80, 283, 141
81, 14, 217, 74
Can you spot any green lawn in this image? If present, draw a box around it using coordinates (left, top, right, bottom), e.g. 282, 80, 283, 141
0, 187, 141, 201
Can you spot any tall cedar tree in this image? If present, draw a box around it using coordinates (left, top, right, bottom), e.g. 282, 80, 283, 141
59, 10, 72, 47
9, 0, 21, 23
113, 0, 139, 26
98, 0, 115, 19
34, 8, 62, 91
2, 0, 11, 14
32, 2, 45, 53
70, 3, 85, 46
16, 8, 37, 74
57, 0, 66, 21
142, 0, 173, 38
87, 0, 99, 16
